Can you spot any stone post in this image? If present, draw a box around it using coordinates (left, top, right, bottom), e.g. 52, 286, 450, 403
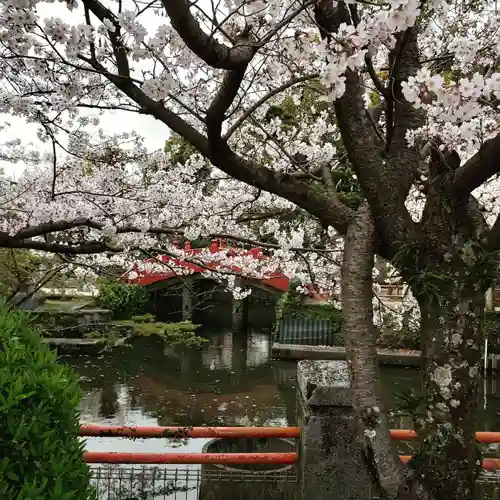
297, 360, 373, 500
182, 281, 193, 321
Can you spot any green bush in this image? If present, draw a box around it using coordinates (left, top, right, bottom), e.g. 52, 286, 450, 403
96, 280, 150, 319
274, 282, 343, 339
0, 300, 95, 500
484, 311, 500, 354
375, 312, 420, 350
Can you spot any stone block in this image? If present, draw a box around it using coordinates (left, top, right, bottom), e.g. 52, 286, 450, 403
297, 360, 373, 500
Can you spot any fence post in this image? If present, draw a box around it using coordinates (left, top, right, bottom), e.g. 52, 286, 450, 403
297, 360, 373, 500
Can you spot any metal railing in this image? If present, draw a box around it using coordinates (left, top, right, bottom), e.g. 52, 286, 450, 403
81, 425, 500, 470
85, 426, 299, 499
84, 425, 500, 499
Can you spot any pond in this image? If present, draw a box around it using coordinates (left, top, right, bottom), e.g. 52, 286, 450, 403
61, 330, 500, 456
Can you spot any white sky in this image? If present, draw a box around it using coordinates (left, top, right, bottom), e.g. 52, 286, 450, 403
0, 111, 171, 179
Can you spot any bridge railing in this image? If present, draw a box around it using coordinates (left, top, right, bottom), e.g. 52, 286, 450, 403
81, 425, 500, 470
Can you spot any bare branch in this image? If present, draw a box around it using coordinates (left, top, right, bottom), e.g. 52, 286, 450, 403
224, 74, 319, 139
342, 202, 411, 498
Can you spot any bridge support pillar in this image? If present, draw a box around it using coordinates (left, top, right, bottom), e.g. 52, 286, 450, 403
232, 278, 248, 332
297, 360, 372, 500
182, 281, 194, 321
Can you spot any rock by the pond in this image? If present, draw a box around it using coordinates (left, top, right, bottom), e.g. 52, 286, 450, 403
43, 338, 107, 355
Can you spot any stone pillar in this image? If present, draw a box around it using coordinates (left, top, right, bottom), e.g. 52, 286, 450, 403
182, 281, 193, 321
297, 360, 372, 500
232, 278, 249, 332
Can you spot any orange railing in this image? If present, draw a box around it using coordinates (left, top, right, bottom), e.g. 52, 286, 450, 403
80, 425, 301, 439
84, 451, 297, 464
390, 429, 500, 444
81, 426, 500, 469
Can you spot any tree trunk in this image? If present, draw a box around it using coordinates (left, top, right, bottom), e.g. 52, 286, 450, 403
411, 274, 485, 500
342, 204, 429, 500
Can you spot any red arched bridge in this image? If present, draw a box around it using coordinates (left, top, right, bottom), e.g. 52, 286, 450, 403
121, 238, 323, 298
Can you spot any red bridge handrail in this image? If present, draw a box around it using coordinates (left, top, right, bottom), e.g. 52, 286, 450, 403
84, 452, 298, 464
83, 451, 500, 470
80, 425, 301, 439
83, 452, 500, 470
81, 426, 500, 470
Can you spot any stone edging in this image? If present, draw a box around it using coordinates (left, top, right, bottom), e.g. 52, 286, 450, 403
271, 343, 500, 371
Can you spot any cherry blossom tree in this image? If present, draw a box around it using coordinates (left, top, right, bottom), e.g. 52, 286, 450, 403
0, 0, 500, 498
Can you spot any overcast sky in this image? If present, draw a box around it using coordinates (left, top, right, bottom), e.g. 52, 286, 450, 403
0, 111, 172, 179
0, 0, 183, 179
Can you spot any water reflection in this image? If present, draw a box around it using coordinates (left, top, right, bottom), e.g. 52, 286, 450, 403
64, 331, 294, 453
62, 330, 500, 455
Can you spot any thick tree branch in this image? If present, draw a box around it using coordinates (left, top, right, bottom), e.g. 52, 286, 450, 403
160, 0, 255, 69
206, 67, 248, 141
385, 26, 425, 187
330, 3, 415, 253
342, 203, 430, 498
81, 0, 130, 77
342, 203, 411, 499
452, 133, 500, 195
78, 20, 354, 236
1, 219, 343, 255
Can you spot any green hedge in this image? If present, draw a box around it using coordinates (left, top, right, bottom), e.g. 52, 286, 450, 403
274, 282, 343, 339
484, 311, 500, 354
96, 280, 150, 319
0, 301, 95, 500
375, 312, 420, 350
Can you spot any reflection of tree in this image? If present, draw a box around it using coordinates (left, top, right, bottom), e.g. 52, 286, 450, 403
99, 384, 118, 419
133, 375, 286, 427
64, 333, 295, 427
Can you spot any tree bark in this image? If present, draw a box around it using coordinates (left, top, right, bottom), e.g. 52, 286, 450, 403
411, 273, 485, 500
342, 204, 428, 500
398, 181, 491, 500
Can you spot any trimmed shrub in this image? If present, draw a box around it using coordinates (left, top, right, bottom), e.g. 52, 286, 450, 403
96, 280, 150, 319
0, 300, 95, 500
484, 310, 500, 354
375, 311, 420, 350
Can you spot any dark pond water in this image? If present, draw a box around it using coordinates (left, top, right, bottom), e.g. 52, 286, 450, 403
61, 330, 500, 456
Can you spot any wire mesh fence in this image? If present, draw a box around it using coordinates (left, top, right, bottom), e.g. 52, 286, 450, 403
90, 465, 298, 500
